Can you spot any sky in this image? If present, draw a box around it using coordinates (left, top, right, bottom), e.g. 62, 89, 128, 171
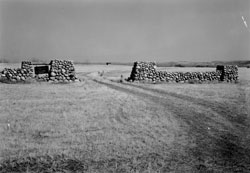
0, 0, 249, 63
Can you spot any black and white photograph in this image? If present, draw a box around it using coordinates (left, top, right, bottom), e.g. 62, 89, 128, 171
0, 0, 249, 172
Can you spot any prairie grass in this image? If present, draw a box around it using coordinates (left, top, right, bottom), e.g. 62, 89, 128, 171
0, 65, 249, 172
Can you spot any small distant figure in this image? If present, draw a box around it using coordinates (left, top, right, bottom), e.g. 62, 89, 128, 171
120, 75, 124, 83
106, 62, 111, 65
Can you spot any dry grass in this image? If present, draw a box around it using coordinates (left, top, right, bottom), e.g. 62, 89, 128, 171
0, 64, 249, 172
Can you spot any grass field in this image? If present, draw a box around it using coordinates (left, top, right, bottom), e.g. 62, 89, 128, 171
0, 64, 250, 172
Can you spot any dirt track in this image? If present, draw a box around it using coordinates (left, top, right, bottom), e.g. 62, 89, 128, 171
88, 74, 250, 172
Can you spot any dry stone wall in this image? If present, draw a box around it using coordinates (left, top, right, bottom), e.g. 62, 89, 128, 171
21, 61, 33, 71
216, 65, 238, 82
1, 67, 33, 82
35, 73, 50, 82
49, 60, 76, 82
128, 61, 238, 83
129, 61, 157, 81
0, 59, 77, 83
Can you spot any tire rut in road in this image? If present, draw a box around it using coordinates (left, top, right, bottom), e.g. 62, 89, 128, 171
122, 82, 248, 130
91, 78, 250, 172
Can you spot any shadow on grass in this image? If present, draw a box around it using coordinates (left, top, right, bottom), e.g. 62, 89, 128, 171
0, 154, 87, 173
0, 152, 199, 173
0, 77, 36, 84
0, 78, 78, 84
188, 131, 250, 173
213, 133, 250, 172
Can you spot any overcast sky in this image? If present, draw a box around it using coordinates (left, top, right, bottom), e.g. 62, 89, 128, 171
0, 0, 249, 63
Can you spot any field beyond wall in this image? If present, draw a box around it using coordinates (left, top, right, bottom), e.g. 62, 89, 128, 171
0, 64, 250, 172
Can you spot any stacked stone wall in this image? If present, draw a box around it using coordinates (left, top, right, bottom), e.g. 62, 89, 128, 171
35, 73, 50, 82
128, 61, 238, 83
1, 68, 33, 82
129, 61, 157, 81
0, 59, 77, 83
216, 65, 238, 82
49, 60, 76, 82
21, 61, 33, 71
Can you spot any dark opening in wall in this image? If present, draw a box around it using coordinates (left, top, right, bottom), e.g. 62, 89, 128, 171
34, 66, 49, 75
216, 65, 224, 71
216, 65, 225, 81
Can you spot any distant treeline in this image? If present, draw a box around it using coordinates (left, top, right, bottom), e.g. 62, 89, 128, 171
1, 58, 250, 67
77, 61, 250, 67
156, 61, 250, 68
0, 58, 49, 64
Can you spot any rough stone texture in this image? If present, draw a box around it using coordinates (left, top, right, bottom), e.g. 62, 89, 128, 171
128, 62, 238, 83
1, 67, 33, 82
129, 61, 157, 81
49, 60, 76, 82
216, 65, 238, 82
0, 59, 77, 83
35, 74, 50, 82
21, 61, 33, 72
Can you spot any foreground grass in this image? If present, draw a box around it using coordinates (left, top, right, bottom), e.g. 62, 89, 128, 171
0, 80, 190, 172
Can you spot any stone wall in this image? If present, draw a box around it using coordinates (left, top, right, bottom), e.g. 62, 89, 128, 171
216, 65, 238, 82
128, 61, 238, 83
0, 59, 77, 83
1, 67, 33, 82
129, 61, 157, 81
21, 61, 33, 71
49, 60, 76, 82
